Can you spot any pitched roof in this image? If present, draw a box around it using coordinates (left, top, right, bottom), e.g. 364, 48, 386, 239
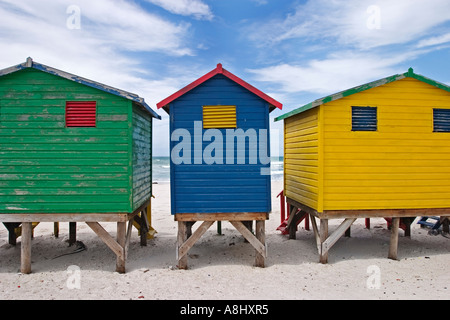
156, 63, 283, 113
0, 57, 161, 120
275, 68, 450, 122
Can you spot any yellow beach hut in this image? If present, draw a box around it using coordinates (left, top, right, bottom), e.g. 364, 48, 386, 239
275, 68, 450, 263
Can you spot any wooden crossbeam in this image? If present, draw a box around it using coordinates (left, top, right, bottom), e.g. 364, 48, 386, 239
86, 222, 124, 260
230, 221, 266, 259
178, 221, 214, 260
322, 218, 356, 256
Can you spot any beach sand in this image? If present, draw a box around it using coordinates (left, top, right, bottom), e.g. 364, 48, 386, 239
0, 180, 449, 300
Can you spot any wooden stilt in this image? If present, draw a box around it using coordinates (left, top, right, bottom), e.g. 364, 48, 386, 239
388, 217, 400, 260
54, 222, 59, 238
442, 217, 449, 233
174, 213, 268, 269
287, 205, 298, 240
177, 221, 189, 269
242, 221, 253, 242
319, 219, 328, 264
21, 222, 32, 274
69, 222, 76, 245
255, 220, 265, 268
139, 209, 149, 246
309, 214, 321, 254
230, 221, 266, 265
345, 226, 351, 237
86, 222, 126, 272
3, 223, 19, 245
116, 221, 126, 273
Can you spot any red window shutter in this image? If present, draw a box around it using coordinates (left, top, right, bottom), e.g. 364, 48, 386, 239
66, 101, 96, 127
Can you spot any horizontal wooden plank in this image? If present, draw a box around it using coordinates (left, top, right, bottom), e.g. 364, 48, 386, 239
285, 189, 318, 210
323, 199, 450, 211
174, 212, 269, 221
0, 213, 131, 222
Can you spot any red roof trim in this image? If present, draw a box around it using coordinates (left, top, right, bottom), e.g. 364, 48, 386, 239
156, 64, 282, 111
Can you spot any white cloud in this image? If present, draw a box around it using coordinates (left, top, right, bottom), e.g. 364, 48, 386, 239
0, 0, 197, 106
417, 33, 450, 48
243, 0, 450, 101
248, 0, 450, 49
247, 51, 422, 96
145, 0, 213, 20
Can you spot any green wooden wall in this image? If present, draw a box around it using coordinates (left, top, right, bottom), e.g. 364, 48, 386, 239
0, 68, 152, 214
132, 103, 152, 211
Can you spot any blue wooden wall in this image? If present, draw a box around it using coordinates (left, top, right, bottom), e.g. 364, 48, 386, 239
170, 74, 271, 214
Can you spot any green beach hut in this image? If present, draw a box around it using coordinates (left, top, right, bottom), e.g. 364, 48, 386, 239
0, 58, 160, 273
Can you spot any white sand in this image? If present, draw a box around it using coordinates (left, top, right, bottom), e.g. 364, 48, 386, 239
0, 180, 449, 300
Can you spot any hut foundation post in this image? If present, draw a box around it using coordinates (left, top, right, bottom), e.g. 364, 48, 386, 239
319, 219, 328, 264
441, 217, 449, 234
20, 222, 32, 274
175, 213, 268, 269
388, 217, 400, 260
177, 221, 188, 269
69, 222, 76, 245
255, 220, 265, 268
116, 221, 127, 273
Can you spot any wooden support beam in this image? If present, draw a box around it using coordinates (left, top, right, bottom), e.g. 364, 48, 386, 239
140, 209, 149, 246
255, 220, 265, 268
230, 221, 266, 260
309, 214, 321, 254
20, 222, 32, 274
125, 218, 134, 259
177, 221, 188, 269
388, 217, 400, 260
69, 222, 76, 245
319, 219, 328, 264
175, 212, 268, 222
54, 222, 59, 238
85, 222, 125, 271
287, 205, 298, 240
3, 223, 20, 245
441, 217, 449, 233
0, 213, 131, 223
321, 218, 356, 257
178, 221, 214, 262
116, 222, 126, 273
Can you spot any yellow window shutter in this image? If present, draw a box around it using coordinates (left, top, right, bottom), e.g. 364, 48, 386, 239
203, 105, 237, 129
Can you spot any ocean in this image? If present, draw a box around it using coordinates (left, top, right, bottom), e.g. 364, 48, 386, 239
152, 156, 283, 183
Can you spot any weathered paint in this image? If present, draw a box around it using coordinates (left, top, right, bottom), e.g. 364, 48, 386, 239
0, 64, 158, 214
280, 72, 450, 212
0, 57, 160, 120
132, 102, 152, 210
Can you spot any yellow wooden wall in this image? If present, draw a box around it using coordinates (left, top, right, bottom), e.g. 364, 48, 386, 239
284, 108, 320, 210
322, 77, 450, 210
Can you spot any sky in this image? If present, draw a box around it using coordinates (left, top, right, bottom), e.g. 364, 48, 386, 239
1, 0, 450, 156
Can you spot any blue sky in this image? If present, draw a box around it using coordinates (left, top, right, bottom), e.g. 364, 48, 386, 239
1, 0, 450, 155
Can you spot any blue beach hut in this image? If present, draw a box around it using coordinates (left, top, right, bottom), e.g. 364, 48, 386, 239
157, 63, 282, 268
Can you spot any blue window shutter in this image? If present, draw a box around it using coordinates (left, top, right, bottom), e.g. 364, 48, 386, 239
352, 106, 377, 131
433, 108, 450, 132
